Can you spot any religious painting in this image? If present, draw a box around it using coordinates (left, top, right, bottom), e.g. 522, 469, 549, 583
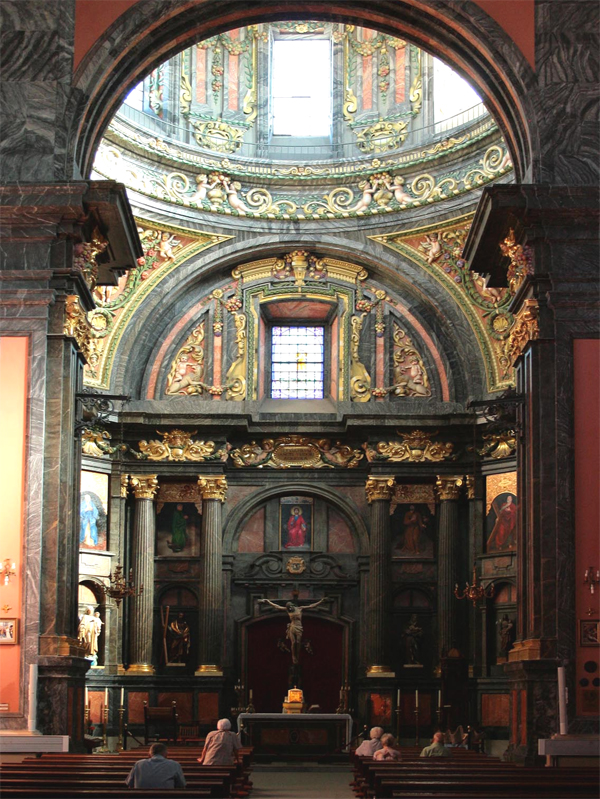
79, 470, 108, 551
486, 472, 517, 553
580, 620, 599, 647
370, 693, 392, 726
391, 491, 435, 559
0, 619, 18, 644
156, 502, 201, 557
279, 496, 313, 550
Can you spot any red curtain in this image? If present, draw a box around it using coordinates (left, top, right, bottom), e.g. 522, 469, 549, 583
246, 615, 343, 713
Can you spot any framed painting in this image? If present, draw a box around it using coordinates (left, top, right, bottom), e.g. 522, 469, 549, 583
486, 472, 517, 553
0, 619, 18, 644
370, 693, 392, 726
391, 503, 435, 559
279, 496, 313, 550
580, 620, 599, 647
156, 501, 201, 557
80, 470, 109, 551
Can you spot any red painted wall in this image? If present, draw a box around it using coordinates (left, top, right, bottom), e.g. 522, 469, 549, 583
573, 339, 600, 716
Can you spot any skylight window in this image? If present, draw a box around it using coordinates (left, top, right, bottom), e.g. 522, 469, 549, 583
433, 57, 482, 124
271, 326, 325, 399
271, 39, 332, 137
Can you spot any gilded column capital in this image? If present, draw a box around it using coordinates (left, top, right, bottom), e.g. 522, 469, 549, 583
436, 475, 464, 501
365, 476, 396, 503
198, 475, 228, 502
120, 474, 129, 498
129, 474, 159, 500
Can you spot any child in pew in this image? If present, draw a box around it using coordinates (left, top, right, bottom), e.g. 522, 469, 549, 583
125, 742, 186, 790
373, 733, 402, 761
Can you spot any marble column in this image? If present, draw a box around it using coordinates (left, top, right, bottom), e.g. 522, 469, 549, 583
196, 476, 227, 676
436, 475, 464, 658
128, 475, 158, 674
103, 473, 129, 673
365, 476, 396, 677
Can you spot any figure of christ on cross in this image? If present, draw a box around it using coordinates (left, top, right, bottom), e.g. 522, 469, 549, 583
258, 597, 331, 664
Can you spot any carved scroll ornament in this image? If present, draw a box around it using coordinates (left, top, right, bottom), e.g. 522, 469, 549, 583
479, 431, 517, 460
500, 229, 533, 296
391, 324, 431, 397
64, 295, 92, 363
506, 299, 539, 365
364, 430, 453, 463
166, 322, 206, 395
135, 429, 229, 462
230, 436, 363, 469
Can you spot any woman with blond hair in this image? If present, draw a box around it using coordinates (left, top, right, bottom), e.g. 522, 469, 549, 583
354, 726, 384, 756
373, 733, 402, 761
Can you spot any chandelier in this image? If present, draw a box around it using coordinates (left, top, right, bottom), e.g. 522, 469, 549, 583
102, 565, 143, 607
454, 566, 495, 606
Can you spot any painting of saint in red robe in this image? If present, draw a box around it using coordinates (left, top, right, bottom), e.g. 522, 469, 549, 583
280, 497, 312, 550
486, 493, 517, 552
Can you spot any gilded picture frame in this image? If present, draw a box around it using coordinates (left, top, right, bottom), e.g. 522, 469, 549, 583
0, 618, 18, 644
279, 496, 313, 551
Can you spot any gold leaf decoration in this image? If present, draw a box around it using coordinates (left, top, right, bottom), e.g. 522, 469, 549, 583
364, 430, 453, 462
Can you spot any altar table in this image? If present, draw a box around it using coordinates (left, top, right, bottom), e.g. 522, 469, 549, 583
237, 713, 352, 756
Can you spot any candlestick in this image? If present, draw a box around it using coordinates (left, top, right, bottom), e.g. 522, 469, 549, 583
414, 707, 420, 747
117, 706, 125, 751
557, 666, 567, 735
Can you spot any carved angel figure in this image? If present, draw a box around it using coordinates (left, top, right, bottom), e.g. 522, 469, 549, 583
420, 233, 442, 264
158, 232, 181, 262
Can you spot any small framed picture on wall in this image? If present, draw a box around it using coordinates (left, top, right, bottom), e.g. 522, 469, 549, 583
580, 620, 599, 647
0, 619, 18, 644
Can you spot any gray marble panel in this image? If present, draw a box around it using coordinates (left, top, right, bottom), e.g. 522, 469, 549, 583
0, 32, 72, 81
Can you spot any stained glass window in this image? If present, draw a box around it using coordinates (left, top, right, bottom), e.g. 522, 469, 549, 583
271, 326, 325, 399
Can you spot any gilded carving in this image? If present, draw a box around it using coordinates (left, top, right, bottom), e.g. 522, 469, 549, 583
390, 483, 436, 515
156, 482, 203, 514
354, 120, 408, 154
500, 229, 533, 295
479, 431, 517, 460
136, 430, 228, 462
225, 312, 247, 400
64, 295, 92, 363
129, 474, 159, 499
365, 476, 396, 503
192, 120, 245, 153
120, 474, 129, 498
230, 436, 363, 469
198, 476, 228, 502
73, 230, 108, 291
350, 314, 372, 402
506, 299, 539, 365
364, 430, 453, 463
465, 475, 476, 500
166, 322, 206, 395
391, 324, 431, 397
435, 475, 464, 501
286, 556, 306, 575
81, 428, 115, 457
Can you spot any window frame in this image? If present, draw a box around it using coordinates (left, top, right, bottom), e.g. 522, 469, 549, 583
267, 323, 329, 400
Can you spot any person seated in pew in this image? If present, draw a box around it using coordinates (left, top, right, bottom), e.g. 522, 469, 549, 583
198, 718, 241, 765
354, 726, 384, 757
420, 731, 451, 757
373, 733, 402, 761
125, 742, 186, 790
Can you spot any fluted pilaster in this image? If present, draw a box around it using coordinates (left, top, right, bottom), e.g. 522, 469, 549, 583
128, 475, 158, 674
196, 476, 227, 675
436, 475, 464, 658
365, 476, 395, 677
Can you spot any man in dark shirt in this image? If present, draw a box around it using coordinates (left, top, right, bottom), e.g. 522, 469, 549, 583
126, 743, 186, 789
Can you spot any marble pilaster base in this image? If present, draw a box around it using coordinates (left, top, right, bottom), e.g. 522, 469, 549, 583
37, 656, 90, 751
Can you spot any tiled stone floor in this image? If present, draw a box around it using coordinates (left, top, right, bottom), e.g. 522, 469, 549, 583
250, 764, 354, 798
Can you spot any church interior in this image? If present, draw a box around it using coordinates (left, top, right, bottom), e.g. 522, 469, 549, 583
0, 1, 598, 796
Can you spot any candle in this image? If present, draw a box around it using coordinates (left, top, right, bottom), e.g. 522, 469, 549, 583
85, 686, 89, 707
557, 666, 567, 735
120, 687, 124, 707
249, 689, 253, 700
438, 690, 441, 708
104, 688, 109, 709
415, 689, 419, 708
397, 689, 401, 705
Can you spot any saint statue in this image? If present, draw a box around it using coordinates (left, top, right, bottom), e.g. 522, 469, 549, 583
403, 614, 423, 664
78, 607, 102, 663
499, 614, 515, 656
166, 613, 191, 663
258, 597, 330, 664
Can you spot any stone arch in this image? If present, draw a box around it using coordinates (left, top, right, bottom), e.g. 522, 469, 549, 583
69, 1, 536, 183
223, 482, 370, 555
108, 234, 486, 402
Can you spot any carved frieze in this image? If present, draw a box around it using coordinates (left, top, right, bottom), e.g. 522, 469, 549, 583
156, 482, 203, 514
198, 476, 228, 502
134, 430, 228, 462
435, 475, 464, 501
129, 474, 159, 499
244, 552, 353, 581
364, 430, 454, 463
390, 483, 436, 515
230, 436, 363, 469
365, 476, 396, 503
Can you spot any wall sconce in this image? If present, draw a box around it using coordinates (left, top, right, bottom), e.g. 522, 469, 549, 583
2, 559, 16, 586
584, 567, 599, 594
455, 565, 495, 606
